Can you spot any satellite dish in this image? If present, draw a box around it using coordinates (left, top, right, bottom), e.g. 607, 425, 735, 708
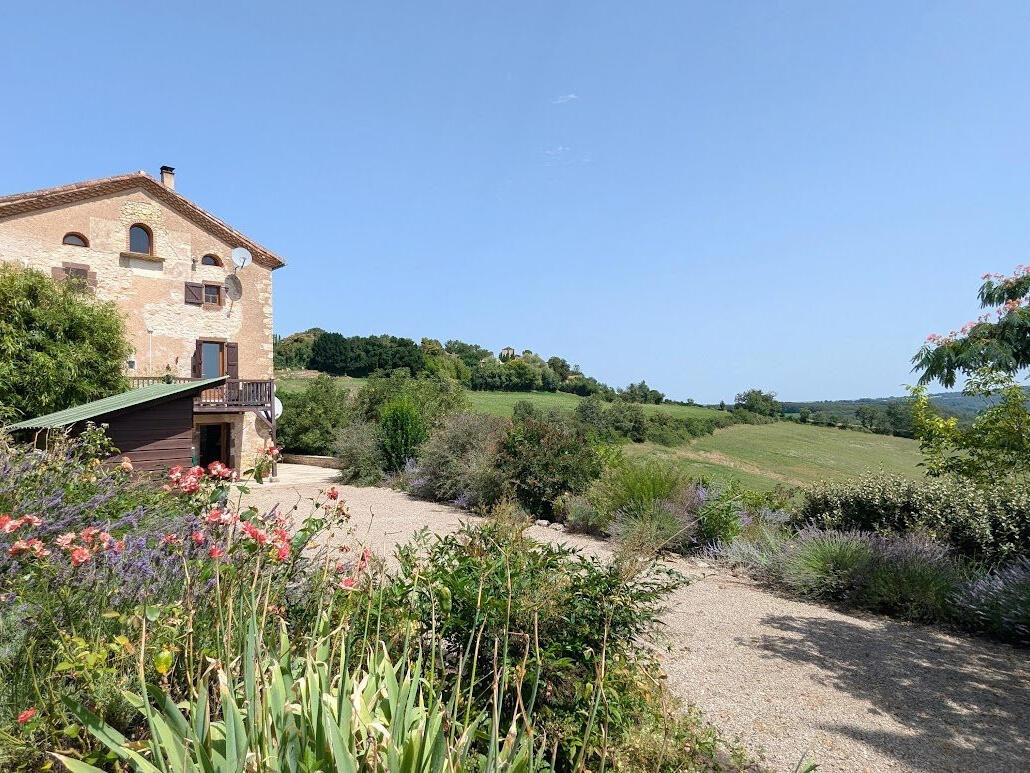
231, 247, 252, 270
261, 396, 283, 425
223, 274, 243, 301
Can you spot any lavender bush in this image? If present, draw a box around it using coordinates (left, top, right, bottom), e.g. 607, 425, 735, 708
955, 557, 1030, 644
854, 533, 965, 621
403, 411, 508, 510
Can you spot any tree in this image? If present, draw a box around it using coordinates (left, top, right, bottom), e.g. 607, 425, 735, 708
0, 265, 131, 420
913, 265, 1030, 387
911, 371, 1030, 482
798, 407, 811, 423
444, 339, 493, 368
910, 266, 1030, 481
273, 328, 324, 369
854, 405, 885, 430
309, 332, 349, 375
309, 332, 425, 377
547, 356, 571, 382
734, 388, 779, 417
884, 400, 914, 436
502, 358, 538, 391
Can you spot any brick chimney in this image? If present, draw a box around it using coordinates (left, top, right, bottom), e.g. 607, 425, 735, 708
159, 165, 175, 190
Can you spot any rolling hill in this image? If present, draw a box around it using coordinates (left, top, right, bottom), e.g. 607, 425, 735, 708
276, 371, 925, 491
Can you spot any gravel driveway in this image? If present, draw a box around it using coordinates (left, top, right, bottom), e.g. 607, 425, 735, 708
246, 465, 1030, 772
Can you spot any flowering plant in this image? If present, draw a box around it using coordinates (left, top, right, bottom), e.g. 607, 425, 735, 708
0, 429, 363, 767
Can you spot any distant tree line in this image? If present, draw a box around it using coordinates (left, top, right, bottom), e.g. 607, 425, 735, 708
780, 398, 918, 437
274, 328, 668, 404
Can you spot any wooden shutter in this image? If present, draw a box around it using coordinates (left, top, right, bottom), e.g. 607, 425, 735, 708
191, 341, 203, 378
225, 343, 239, 379
184, 282, 203, 305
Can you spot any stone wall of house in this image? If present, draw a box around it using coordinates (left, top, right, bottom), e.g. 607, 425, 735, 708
0, 187, 274, 381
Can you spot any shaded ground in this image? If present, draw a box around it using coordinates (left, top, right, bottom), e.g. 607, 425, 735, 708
247, 465, 1030, 772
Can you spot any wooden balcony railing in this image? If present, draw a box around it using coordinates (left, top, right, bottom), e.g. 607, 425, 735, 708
129, 377, 275, 413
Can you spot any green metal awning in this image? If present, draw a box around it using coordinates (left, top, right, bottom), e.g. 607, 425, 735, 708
7, 376, 227, 430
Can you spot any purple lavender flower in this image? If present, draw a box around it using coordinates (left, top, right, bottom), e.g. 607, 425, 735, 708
955, 556, 1030, 644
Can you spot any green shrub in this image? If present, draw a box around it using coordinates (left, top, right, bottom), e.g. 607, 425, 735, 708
495, 413, 603, 516
336, 420, 386, 485
392, 516, 684, 767
379, 397, 428, 471
695, 492, 744, 546
276, 374, 350, 455
407, 412, 509, 509
557, 494, 611, 535
512, 399, 539, 422
352, 371, 466, 428
797, 473, 1030, 562
608, 401, 648, 442
775, 529, 874, 600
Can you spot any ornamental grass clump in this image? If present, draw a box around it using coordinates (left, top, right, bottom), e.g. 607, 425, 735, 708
710, 509, 792, 574
774, 528, 874, 601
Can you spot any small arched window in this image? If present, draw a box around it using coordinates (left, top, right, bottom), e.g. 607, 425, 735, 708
201, 254, 222, 266
62, 232, 88, 247
129, 224, 152, 255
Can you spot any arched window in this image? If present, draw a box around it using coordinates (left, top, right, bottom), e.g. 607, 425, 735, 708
201, 254, 222, 266
62, 232, 88, 247
129, 224, 152, 255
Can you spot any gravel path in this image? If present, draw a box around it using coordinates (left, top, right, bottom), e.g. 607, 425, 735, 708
247, 465, 1030, 772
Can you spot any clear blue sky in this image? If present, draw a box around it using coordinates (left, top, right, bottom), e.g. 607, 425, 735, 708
3, 1, 1029, 403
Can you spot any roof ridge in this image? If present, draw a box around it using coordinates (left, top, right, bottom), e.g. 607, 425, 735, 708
0, 171, 149, 205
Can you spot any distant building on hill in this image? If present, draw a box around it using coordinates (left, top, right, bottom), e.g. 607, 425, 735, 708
499, 346, 516, 361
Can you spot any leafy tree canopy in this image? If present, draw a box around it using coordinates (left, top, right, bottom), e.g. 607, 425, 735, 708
913, 266, 1030, 387
444, 339, 493, 368
0, 265, 130, 420
734, 388, 779, 417
910, 266, 1030, 482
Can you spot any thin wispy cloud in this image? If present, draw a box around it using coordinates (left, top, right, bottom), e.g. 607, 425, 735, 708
542, 145, 591, 168
551, 93, 579, 104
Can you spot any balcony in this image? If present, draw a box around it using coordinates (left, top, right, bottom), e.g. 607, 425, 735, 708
129, 377, 274, 413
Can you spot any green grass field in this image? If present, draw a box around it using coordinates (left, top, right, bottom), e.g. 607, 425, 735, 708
627, 421, 924, 491
275, 371, 924, 491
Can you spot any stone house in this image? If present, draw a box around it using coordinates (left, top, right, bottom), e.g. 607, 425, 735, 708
0, 166, 286, 471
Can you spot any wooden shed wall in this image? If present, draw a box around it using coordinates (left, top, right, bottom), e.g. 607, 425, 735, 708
101, 395, 194, 472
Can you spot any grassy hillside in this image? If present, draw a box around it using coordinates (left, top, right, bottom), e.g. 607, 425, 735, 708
628, 422, 924, 491
275, 371, 925, 492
